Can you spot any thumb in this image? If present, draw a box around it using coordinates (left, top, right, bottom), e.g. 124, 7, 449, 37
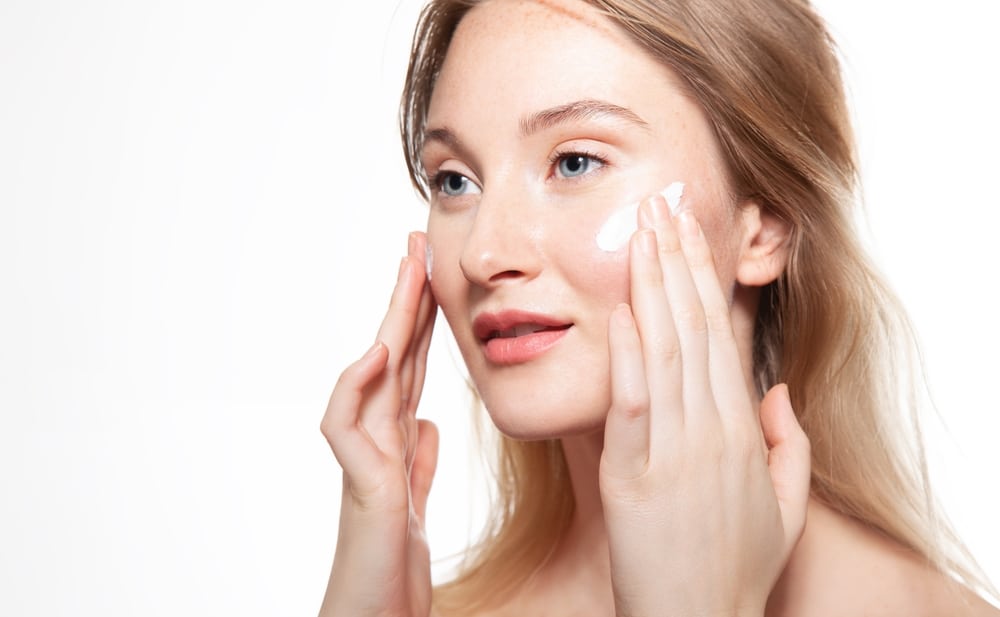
409, 419, 439, 525
759, 383, 811, 554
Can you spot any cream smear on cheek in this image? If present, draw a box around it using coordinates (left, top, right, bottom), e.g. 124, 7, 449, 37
595, 182, 685, 252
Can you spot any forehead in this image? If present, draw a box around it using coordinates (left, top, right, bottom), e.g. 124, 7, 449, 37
465, 0, 619, 39
426, 0, 682, 126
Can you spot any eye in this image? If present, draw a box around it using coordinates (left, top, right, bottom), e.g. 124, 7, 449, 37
553, 152, 606, 180
435, 171, 481, 197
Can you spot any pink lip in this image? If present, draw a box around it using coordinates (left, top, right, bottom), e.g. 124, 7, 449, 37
472, 310, 573, 365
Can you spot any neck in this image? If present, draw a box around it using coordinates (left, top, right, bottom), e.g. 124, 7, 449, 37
523, 430, 615, 614
561, 431, 610, 555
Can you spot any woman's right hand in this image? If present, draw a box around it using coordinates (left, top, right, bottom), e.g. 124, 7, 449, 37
319, 232, 439, 617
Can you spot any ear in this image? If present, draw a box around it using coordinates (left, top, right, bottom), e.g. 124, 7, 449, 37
736, 200, 791, 287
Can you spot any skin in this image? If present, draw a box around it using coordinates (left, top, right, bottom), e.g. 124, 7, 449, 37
320, 0, 1000, 615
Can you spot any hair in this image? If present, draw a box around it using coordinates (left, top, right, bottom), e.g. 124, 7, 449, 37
399, 0, 993, 613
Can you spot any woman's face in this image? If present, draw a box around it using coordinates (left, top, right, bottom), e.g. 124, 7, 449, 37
423, 0, 746, 439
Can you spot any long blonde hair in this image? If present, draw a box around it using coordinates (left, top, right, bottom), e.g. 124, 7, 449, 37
399, 0, 992, 613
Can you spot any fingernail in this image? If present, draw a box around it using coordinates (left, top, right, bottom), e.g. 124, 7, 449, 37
638, 228, 656, 256
638, 197, 654, 229
650, 195, 668, 224
364, 340, 384, 359
678, 211, 701, 239
407, 232, 417, 257
613, 303, 634, 328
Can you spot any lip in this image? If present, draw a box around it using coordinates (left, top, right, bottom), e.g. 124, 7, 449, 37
472, 309, 573, 365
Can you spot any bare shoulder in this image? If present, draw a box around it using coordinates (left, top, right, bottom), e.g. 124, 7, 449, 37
767, 499, 999, 617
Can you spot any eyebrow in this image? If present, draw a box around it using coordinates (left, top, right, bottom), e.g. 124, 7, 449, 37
421, 99, 650, 164
518, 99, 650, 137
423, 127, 475, 165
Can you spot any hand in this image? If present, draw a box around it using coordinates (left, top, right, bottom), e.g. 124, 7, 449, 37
318, 232, 439, 617
600, 196, 811, 617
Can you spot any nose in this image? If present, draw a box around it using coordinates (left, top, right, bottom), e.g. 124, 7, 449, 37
459, 188, 543, 288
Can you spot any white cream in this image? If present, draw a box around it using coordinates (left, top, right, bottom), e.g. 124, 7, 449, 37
595, 181, 685, 252
424, 243, 434, 282
661, 181, 685, 212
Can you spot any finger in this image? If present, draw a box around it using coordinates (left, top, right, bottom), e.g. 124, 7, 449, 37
320, 341, 390, 478
400, 234, 436, 413
405, 290, 437, 419
402, 287, 438, 468
645, 197, 714, 427
675, 210, 754, 429
360, 238, 426, 437
602, 303, 652, 480
373, 235, 424, 374
409, 419, 439, 525
759, 384, 811, 554
628, 223, 683, 435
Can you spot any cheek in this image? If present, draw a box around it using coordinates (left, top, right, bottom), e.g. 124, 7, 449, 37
424, 218, 462, 315
551, 208, 632, 308
686, 194, 742, 296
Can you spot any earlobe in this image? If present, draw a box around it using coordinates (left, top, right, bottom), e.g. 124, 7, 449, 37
736, 200, 792, 287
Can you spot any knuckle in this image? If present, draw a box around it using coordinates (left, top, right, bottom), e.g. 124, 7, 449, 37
646, 331, 681, 361
687, 244, 714, 269
673, 305, 707, 334
319, 416, 336, 441
612, 392, 649, 420
332, 366, 354, 391
657, 234, 682, 257
704, 305, 734, 337
599, 462, 655, 498
640, 260, 664, 285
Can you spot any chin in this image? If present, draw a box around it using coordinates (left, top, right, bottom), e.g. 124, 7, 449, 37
480, 389, 610, 441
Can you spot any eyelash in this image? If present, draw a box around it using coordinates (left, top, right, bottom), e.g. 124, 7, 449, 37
429, 169, 468, 194
547, 148, 610, 181
427, 148, 611, 196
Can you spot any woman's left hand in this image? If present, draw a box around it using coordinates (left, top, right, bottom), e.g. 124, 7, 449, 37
600, 194, 811, 617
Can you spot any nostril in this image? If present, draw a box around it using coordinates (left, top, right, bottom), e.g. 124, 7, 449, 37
459, 227, 540, 286
489, 270, 524, 282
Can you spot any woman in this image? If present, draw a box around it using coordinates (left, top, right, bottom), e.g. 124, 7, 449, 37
320, 0, 998, 615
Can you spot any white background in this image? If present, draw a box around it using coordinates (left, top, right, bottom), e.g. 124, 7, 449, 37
1, 0, 997, 614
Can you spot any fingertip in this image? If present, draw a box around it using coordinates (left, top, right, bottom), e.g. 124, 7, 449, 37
408, 231, 418, 257
411, 419, 440, 519
611, 303, 635, 330
366, 339, 386, 357
677, 209, 702, 240
775, 383, 808, 442
416, 422, 439, 484
760, 383, 795, 447
763, 384, 811, 550
416, 418, 439, 451
364, 340, 390, 369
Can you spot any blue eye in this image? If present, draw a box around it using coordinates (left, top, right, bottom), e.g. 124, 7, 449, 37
555, 153, 604, 179
437, 172, 481, 197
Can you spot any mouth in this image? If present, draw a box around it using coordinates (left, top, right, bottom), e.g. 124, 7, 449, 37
473, 310, 573, 365
485, 323, 572, 341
